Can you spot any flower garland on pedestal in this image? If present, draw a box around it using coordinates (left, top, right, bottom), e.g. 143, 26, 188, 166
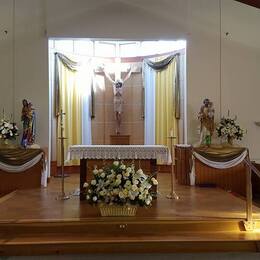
83, 161, 158, 216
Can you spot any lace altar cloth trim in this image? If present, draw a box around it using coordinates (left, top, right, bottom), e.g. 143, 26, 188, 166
67, 145, 171, 164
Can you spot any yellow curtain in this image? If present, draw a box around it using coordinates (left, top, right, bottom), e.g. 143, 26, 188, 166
155, 60, 178, 149
57, 60, 82, 166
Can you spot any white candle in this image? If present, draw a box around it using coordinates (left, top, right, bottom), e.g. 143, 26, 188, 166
170, 129, 174, 137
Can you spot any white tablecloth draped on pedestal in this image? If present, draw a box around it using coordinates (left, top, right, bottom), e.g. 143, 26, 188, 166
67, 145, 171, 164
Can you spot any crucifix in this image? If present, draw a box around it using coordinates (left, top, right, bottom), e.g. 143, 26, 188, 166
103, 57, 132, 135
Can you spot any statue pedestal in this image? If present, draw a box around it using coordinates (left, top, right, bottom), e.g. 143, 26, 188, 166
110, 135, 130, 145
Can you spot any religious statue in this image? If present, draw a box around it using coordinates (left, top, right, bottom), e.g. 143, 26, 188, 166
21, 99, 36, 147
198, 98, 215, 146
104, 67, 132, 135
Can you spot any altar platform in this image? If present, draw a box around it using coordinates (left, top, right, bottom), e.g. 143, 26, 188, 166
1, 173, 260, 255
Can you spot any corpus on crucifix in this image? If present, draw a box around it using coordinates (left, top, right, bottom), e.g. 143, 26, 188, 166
103, 65, 132, 135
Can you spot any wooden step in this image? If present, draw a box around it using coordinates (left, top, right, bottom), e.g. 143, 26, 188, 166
1, 219, 260, 255
1, 231, 260, 255
0, 219, 248, 235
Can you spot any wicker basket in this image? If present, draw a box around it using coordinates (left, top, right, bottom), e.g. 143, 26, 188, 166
98, 204, 137, 217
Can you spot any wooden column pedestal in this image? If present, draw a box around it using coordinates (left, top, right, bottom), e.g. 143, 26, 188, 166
175, 145, 192, 185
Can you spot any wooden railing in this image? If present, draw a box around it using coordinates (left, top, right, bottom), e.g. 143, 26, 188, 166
243, 157, 260, 230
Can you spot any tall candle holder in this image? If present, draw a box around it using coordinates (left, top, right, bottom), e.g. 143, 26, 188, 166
166, 135, 179, 200
56, 109, 70, 200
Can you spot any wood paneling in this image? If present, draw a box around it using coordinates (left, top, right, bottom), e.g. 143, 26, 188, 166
252, 163, 260, 199
195, 159, 246, 196
0, 161, 43, 194
110, 135, 130, 145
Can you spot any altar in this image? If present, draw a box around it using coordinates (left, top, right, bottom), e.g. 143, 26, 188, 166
67, 145, 171, 200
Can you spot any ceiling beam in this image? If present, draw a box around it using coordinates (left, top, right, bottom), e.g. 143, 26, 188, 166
235, 0, 260, 9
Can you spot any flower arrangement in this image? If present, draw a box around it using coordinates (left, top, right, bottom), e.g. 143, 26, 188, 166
0, 119, 19, 140
216, 116, 244, 142
84, 161, 158, 207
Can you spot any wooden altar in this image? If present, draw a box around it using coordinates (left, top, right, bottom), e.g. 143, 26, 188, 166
67, 145, 171, 200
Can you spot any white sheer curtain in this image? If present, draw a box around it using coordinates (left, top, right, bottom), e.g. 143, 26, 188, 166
143, 62, 156, 145
77, 59, 92, 145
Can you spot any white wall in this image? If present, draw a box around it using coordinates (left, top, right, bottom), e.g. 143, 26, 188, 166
0, 0, 260, 160
0, 0, 14, 118
221, 1, 260, 160
0, 0, 49, 148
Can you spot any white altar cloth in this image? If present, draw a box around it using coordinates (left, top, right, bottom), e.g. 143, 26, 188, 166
67, 145, 171, 164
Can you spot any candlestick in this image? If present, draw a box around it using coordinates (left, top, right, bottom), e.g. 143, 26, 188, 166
166, 136, 179, 200
56, 109, 70, 201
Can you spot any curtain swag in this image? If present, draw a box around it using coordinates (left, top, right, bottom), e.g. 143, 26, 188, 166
145, 53, 179, 71
54, 52, 95, 118
144, 53, 181, 120
55, 52, 80, 115
55, 52, 80, 72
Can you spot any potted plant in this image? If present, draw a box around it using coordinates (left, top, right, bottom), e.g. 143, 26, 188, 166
83, 160, 158, 216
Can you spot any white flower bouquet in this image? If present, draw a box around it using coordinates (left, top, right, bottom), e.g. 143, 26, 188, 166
0, 119, 19, 140
216, 116, 244, 141
84, 161, 158, 207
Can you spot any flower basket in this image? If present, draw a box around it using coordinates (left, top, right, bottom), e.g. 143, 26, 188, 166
83, 161, 158, 217
0, 118, 19, 147
216, 116, 244, 145
98, 204, 137, 217
0, 138, 17, 148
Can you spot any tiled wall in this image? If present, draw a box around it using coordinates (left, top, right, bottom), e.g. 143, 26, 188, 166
91, 72, 144, 145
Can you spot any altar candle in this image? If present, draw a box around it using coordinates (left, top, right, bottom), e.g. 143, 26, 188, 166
170, 129, 174, 138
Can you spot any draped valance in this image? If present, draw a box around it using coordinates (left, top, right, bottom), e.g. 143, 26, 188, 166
54, 52, 95, 118
55, 52, 81, 72
144, 53, 181, 120
194, 146, 247, 163
55, 52, 80, 115
145, 53, 179, 71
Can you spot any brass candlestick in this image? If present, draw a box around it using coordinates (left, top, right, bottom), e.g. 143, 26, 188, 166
166, 136, 179, 200
56, 109, 70, 200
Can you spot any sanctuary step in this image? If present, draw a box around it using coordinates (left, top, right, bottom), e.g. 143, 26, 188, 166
1, 174, 260, 255
1, 219, 260, 255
